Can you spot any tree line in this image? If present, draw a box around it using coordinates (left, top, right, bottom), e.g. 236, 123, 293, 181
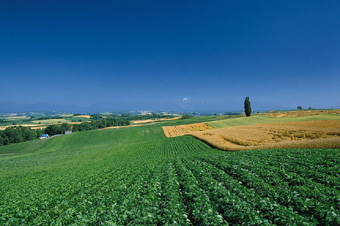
44, 123, 72, 136
44, 118, 130, 136
72, 117, 129, 132
0, 117, 131, 146
0, 126, 43, 146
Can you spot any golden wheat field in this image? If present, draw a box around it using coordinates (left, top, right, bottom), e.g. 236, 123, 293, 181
267, 109, 340, 118
162, 123, 213, 137
190, 120, 340, 151
73, 115, 91, 119
132, 117, 181, 124
0, 124, 46, 130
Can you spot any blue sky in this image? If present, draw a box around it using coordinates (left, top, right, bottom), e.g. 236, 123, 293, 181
0, 0, 339, 113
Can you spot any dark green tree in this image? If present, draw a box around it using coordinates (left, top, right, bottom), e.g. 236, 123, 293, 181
3, 137, 9, 145
0, 136, 4, 146
297, 106, 303, 110
244, 97, 252, 117
72, 124, 80, 132
45, 125, 60, 136
0, 136, 9, 145
35, 129, 43, 138
60, 123, 71, 134
181, 114, 191, 119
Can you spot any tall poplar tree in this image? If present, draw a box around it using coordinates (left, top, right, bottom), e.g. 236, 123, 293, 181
244, 97, 251, 117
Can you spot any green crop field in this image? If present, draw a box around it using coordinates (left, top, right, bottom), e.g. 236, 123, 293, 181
0, 123, 339, 225
207, 114, 340, 128
29, 117, 90, 125
31, 119, 71, 124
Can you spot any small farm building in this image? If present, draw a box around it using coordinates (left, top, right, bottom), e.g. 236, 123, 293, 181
40, 134, 49, 139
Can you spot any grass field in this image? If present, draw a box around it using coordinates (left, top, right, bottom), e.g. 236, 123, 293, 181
1, 121, 340, 225
24, 116, 90, 124
207, 113, 340, 128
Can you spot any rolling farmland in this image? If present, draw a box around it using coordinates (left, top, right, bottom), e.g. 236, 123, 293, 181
207, 113, 340, 129
2, 0, 339, 224
162, 113, 340, 137
1, 122, 340, 225
0, 116, 91, 131
163, 111, 340, 151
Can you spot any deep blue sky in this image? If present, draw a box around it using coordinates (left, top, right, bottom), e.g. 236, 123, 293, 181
1, 0, 339, 113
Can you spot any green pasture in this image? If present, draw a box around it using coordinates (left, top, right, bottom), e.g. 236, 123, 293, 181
31, 118, 70, 124
65, 116, 91, 122
30, 117, 89, 125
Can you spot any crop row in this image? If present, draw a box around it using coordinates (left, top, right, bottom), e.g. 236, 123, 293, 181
182, 158, 311, 225
209, 154, 340, 210
200, 155, 340, 225
173, 158, 226, 225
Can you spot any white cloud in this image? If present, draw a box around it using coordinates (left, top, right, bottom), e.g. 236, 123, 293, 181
182, 97, 190, 102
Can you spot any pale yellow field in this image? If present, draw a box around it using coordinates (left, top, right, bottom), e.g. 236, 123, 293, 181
5, 116, 29, 120
132, 117, 181, 124
103, 124, 142, 129
68, 122, 84, 125
190, 120, 340, 151
73, 115, 91, 119
162, 123, 213, 137
33, 127, 48, 130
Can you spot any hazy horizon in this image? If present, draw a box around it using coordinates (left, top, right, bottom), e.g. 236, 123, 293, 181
1, 1, 339, 113
0, 99, 331, 115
